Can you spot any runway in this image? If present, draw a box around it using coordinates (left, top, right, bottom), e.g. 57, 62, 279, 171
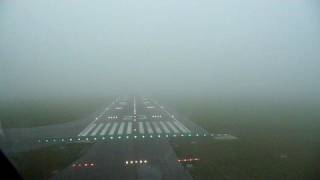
51, 95, 202, 180
77, 96, 193, 138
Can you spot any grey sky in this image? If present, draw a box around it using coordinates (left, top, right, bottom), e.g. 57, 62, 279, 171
1, 0, 320, 99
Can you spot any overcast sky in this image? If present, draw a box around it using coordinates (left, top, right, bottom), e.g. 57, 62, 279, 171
1, 0, 320, 100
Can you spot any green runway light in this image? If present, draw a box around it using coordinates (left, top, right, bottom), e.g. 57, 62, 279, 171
166, 135, 169, 138
158, 135, 161, 138
142, 135, 145, 138
118, 136, 122, 139
150, 135, 153, 138
134, 136, 137, 138
102, 137, 105, 140
126, 136, 129, 139
196, 134, 199, 137
78, 138, 81, 141
86, 138, 89, 141
110, 136, 114, 140
181, 134, 184, 137
62, 139, 65, 142
188, 134, 192, 137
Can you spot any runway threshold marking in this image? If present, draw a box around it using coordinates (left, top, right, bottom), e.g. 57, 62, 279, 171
90, 123, 104, 136
79, 123, 97, 136
100, 123, 111, 136
159, 121, 170, 133
173, 120, 191, 133
149, 98, 191, 133
127, 122, 132, 134
152, 122, 162, 134
77, 98, 119, 136
138, 122, 145, 134
117, 122, 125, 135
166, 121, 179, 133
108, 123, 119, 135
145, 122, 154, 134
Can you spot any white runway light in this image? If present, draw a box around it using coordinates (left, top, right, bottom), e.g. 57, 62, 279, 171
125, 160, 148, 166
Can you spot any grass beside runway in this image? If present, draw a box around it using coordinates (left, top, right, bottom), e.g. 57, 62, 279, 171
164, 97, 320, 180
0, 97, 111, 128
9, 143, 92, 180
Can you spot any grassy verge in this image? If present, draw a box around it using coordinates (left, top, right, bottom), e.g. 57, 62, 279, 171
165, 97, 320, 180
9, 143, 91, 180
0, 97, 111, 128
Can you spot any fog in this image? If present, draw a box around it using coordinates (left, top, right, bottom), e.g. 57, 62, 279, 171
1, 0, 320, 100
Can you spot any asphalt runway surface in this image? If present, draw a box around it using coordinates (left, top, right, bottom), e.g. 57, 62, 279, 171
52, 95, 208, 180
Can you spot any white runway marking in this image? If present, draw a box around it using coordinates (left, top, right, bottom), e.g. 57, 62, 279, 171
173, 120, 191, 133
117, 122, 125, 135
108, 123, 118, 135
133, 96, 136, 115
100, 123, 111, 136
159, 121, 170, 133
91, 123, 104, 136
166, 121, 179, 133
145, 122, 154, 134
138, 122, 145, 134
123, 116, 133, 121
152, 122, 162, 134
127, 122, 132, 134
79, 123, 97, 136
78, 123, 94, 136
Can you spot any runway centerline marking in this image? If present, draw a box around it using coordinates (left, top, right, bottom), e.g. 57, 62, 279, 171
133, 96, 137, 115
